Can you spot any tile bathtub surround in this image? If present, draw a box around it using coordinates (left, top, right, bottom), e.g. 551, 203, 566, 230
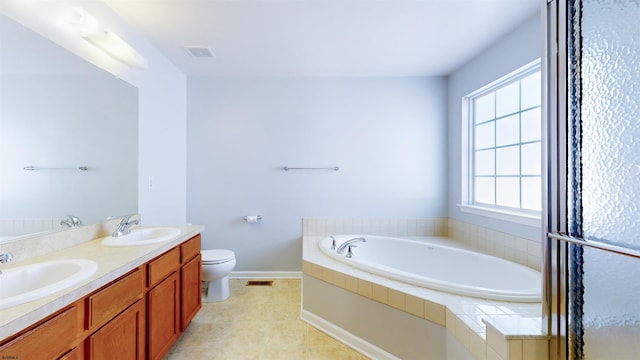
302, 217, 448, 238
302, 235, 547, 360
165, 279, 369, 360
485, 318, 549, 360
303, 217, 542, 271
447, 219, 542, 271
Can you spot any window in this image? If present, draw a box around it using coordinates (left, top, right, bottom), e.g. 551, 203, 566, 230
461, 60, 542, 225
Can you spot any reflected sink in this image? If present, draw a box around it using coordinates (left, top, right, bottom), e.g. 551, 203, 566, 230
0, 259, 98, 310
101, 227, 181, 247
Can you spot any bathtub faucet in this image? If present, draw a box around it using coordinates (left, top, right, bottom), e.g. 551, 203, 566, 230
336, 237, 366, 255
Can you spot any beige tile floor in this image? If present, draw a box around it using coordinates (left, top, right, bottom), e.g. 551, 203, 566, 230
165, 279, 370, 360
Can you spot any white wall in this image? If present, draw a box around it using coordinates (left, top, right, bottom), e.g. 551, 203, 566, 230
447, 13, 543, 241
187, 77, 447, 271
0, 1, 188, 225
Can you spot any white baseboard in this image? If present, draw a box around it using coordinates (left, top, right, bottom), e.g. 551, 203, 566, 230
300, 309, 400, 360
230, 271, 302, 279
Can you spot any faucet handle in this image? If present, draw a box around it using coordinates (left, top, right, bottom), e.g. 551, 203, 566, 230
119, 215, 132, 224
346, 245, 357, 258
330, 236, 337, 250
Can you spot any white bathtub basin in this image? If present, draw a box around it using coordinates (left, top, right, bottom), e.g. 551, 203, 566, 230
101, 227, 180, 247
0, 259, 98, 310
320, 235, 542, 302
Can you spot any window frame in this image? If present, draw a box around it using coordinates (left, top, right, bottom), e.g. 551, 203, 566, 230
459, 59, 542, 227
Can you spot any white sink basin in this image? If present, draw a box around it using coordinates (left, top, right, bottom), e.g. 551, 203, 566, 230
101, 227, 180, 247
0, 259, 98, 310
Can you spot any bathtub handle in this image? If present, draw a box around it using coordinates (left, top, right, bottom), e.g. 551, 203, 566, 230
346, 245, 357, 258
330, 236, 337, 250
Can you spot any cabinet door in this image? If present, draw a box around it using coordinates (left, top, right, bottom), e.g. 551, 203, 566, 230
86, 300, 145, 360
181, 254, 202, 331
147, 271, 180, 360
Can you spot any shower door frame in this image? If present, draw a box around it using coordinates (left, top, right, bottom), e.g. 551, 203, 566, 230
545, 1, 640, 359
544, 0, 569, 359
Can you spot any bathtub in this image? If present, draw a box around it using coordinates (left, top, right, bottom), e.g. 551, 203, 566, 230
318, 234, 541, 302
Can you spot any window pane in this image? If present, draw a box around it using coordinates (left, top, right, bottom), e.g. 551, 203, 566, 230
496, 145, 519, 175
475, 121, 494, 149
521, 142, 541, 175
466, 61, 541, 214
521, 177, 541, 210
496, 177, 520, 208
521, 71, 541, 109
495, 82, 519, 117
474, 177, 495, 204
496, 114, 520, 147
521, 107, 541, 142
475, 149, 495, 176
474, 92, 495, 123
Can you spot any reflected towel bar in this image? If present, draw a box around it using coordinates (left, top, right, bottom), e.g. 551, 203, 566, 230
24, 166, 88, 171
283, 166, 339, 171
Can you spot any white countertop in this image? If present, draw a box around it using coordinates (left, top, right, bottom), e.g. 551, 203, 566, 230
0, 224, 204, 340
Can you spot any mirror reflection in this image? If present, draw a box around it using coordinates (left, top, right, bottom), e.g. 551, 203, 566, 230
0, 14, 138, 241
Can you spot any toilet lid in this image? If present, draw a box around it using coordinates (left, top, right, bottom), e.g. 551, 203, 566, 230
201, 249, 235, 264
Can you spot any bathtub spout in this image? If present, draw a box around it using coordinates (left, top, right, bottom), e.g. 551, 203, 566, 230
336, 237, 366, 255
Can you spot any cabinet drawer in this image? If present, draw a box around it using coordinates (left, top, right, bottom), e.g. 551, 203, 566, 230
86, 268, 144, 331
147, 247, 180, 287
181, 234, 201, 263
0, 303, 83, 360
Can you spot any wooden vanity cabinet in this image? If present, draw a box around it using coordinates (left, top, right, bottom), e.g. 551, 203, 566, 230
0, 233, 202, 360
146, 234, 202, 359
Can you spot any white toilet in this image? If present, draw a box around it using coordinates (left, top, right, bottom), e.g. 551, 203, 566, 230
201, 249, 236, 302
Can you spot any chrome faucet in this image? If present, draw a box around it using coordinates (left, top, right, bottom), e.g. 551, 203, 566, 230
0, 252, 13, 274
60, 214, 82, 228
112, 215, 139, 237
336, 237, 366, 255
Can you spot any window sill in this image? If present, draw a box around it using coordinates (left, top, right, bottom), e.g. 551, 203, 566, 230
457, 204, 541, 227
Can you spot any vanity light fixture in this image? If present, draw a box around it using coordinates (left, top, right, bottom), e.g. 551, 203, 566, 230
71, 7, 147, 69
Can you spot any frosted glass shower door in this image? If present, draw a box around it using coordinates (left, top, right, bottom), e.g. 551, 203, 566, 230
576, 0, 640, 358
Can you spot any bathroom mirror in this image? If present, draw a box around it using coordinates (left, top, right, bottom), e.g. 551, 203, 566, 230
0, 14, 138, 240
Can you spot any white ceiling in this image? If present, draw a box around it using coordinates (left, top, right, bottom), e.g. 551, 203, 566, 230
104, 0, 540, 77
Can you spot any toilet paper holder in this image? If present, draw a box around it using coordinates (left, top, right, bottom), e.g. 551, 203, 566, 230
243, 215, 262, 223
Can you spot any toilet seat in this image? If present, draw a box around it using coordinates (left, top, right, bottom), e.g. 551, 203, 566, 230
201, 249, 235, 265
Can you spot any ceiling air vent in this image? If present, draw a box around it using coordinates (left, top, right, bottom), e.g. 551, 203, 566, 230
184, 46, 216, 58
